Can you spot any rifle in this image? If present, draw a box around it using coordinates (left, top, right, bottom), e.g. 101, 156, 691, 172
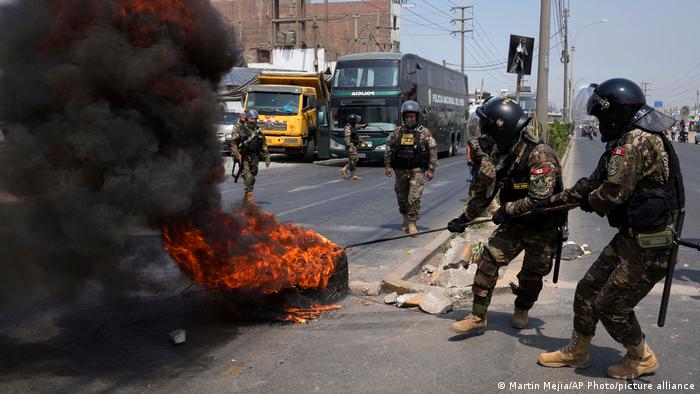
658, 208, 685, 327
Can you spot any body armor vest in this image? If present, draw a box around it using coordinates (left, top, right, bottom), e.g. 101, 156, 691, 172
240, 128, 264, 155
496, 141, 565, 227
392, 127, 428, 170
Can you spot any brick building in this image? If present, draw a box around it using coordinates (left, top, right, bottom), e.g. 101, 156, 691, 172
211, 0, 401, 65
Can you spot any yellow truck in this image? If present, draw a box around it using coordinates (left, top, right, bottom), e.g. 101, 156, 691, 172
243, 71, 331, 162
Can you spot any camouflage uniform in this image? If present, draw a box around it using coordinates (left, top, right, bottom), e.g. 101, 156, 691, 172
384, 125, 438, 222
549, 129, 670, 346
465, 132, 564, 316
343, 124, 361, 172
230, 123, 270, 193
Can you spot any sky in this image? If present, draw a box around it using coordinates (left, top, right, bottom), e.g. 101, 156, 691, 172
398, 0, 700, 111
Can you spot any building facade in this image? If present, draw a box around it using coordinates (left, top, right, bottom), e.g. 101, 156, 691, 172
211, 0, 400, 65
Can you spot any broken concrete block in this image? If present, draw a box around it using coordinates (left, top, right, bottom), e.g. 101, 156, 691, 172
348, 280, 382, 296
396, 293, 423, 308
422, 264, 437, 274
170, 329, 186, 345
435, 268, 471, 288
419, 288, 453, 314
445, 286, 471, 300
561, 242, 584, 261
459, 243, 474, 265
581, 244, 591, 255
430, 269, 444, 285
384, 292, 398, 304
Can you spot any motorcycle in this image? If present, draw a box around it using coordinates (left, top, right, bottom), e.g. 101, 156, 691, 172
678, 131, 689, 143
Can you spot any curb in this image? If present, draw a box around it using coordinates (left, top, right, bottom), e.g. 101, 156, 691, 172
382, 230, 453, 294
560, 135, 574, 168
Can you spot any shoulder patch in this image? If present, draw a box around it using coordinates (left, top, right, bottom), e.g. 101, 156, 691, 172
531, 167, 550, 175
612, 148, 625, 156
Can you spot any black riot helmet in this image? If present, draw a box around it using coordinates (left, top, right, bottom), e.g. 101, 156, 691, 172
587, 78, 646, 141
401, 100, 421, 128
475, 97, 530, 151
347, 114, 361, 126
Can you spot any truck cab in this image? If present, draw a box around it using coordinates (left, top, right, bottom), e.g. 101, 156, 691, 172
243, 71, 330, 162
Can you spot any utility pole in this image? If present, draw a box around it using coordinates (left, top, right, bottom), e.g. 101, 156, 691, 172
312, 15, 318, 72
535, 0, 552, 142
696, 89, 699, 113
366, 23, 371, 52
451, 5, 473, 76
561, 6, 570, 123
641, 81, 652, 99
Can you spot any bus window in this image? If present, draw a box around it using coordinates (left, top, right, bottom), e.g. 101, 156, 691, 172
333, 60, 400, 88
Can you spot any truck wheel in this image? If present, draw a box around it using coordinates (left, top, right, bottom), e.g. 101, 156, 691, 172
303, 136, 316, 163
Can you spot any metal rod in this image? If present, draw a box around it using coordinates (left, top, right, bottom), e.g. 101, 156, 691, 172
343, 203, 579, 250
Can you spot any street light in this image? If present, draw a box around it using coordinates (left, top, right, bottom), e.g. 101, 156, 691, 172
568, 18, 607, 122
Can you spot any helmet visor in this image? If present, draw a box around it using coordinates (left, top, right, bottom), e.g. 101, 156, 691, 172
586, 91, 611, 116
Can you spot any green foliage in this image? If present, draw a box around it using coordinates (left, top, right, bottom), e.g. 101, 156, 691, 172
547, 121, 572, 159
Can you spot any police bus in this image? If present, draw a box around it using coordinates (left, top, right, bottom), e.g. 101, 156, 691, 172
328, 52, 469, 160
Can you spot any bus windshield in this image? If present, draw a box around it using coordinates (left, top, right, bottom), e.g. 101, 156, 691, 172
332, 105, 398, 132
333, 60, 400, 89
247, 92, 300, 115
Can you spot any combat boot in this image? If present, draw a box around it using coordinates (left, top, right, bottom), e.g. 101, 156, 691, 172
406, 222, 418, 235
243, 192, 255, 206
339, 166, 349, 178
449, 314, 487, 335
537, 330, 591, 368
401, 215, 408, 232
606, 338, 658, 380
512, 308, 529, 329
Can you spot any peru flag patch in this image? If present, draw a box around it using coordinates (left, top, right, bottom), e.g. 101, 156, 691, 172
612, 148, 625, 156
531, 167, 550, 175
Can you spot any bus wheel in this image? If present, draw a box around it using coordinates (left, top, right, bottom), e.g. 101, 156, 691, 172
303, 136, 316, 163
453, 136, 461, 156
448, 135, 455, 156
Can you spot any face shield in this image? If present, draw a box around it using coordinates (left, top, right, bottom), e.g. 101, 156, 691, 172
586, 90, 611, 117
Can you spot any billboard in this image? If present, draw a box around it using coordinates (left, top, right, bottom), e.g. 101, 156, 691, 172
654, 101, 663, 108
507, 34, 535, 75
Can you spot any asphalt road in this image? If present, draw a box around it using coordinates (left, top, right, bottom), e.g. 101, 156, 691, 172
220, 152, 471, 282
2, 137, 699, 393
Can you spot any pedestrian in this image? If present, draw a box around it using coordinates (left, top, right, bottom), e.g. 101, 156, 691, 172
535, 78, 683, 380
339, 114, 363, 181
230, 110, 270, 206
446, 98, 566, 334
384, 100, 438, 235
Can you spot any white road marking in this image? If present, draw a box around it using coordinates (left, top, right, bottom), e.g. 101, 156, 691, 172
288, 178, 346, 192
277, 181, 391, 217
293, 224, 379, 232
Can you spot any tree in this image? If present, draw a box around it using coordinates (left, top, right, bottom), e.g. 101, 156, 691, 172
681, 105, 690, 118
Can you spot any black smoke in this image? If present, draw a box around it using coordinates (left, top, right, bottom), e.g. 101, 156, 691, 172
0, 0, 238, 311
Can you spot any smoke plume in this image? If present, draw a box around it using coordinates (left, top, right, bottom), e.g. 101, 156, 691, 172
0, 0, 238, 311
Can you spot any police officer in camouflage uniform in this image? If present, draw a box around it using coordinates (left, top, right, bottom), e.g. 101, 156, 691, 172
230, 110, 270, 206
340, 114, 363, 181
537, 78, 683, 380
385, 101, 438, 235
447, 97, 566, 334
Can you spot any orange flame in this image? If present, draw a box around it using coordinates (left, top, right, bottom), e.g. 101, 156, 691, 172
280, 304, 343, 324
161, 208, 343, 295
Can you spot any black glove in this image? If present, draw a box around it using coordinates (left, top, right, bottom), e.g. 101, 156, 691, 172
447, 213, 471, 233
492, 206, 509, 225
580, 195, 594, 213
534, 199, 550, 219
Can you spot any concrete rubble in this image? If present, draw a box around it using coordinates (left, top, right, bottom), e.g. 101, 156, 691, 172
348, 280, 382, 296
383, 292, 398, 304
170, 329, 186, 345
561, 241, 584, 260
418, 287, 453, 314
396, 293, 423, 308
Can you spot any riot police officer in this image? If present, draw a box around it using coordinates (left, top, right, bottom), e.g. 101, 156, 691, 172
384, 101, 438, 234
230, 110, 270, 205
340, 114, 363, 180
536, 78, 683, 380
447, 97, 565, 334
